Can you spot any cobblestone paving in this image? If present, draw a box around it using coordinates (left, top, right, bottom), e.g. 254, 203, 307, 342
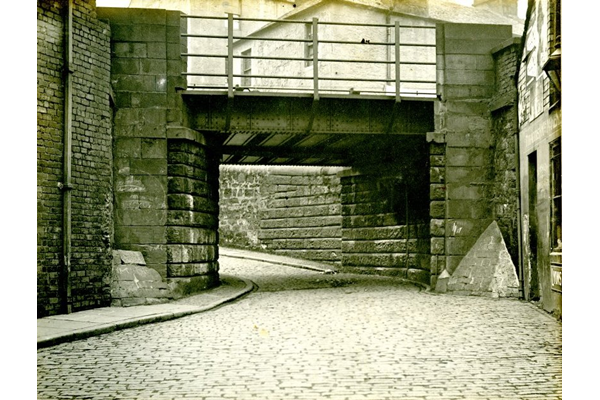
38, 256, 562, 400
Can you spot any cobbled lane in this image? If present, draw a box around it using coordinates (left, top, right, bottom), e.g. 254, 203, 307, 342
37, 255, 562, 400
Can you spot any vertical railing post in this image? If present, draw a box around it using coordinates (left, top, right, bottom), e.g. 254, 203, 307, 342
394, 20, 401, 103
312, 17, 319, 100
227, 13, 234, 98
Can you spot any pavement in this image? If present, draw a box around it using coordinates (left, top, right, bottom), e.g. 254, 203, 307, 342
37, 247, 333, 349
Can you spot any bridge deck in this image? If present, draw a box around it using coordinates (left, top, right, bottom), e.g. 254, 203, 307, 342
183, 91, 435, 166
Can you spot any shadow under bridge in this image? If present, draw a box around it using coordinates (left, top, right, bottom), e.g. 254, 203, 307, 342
183, 92, 435, 166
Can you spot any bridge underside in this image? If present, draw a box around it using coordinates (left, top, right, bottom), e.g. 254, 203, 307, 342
184, 92, 435, 166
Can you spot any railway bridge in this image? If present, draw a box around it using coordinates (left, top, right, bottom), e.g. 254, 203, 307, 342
39, 3, 519, 314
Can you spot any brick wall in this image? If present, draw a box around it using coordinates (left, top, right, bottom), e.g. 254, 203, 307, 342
37, 0, 113, 317
219, 165, 344, 264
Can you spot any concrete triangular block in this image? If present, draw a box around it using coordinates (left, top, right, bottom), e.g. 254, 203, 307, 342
447, 221, 520, 298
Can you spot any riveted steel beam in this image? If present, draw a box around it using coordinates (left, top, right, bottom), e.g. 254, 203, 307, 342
184, 93, 434, 136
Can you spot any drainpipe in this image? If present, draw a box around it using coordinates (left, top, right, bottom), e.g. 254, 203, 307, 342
59, 0, 74, 314
515, 126, 525, 300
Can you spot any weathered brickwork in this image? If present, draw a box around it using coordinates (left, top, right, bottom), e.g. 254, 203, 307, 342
340, 163, 431, 284
37, 0, 113, 317
219, 166, 344, 265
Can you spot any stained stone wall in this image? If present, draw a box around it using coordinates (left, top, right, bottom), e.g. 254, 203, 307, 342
430, 23, 514, 288
340, 168, 431, 284
99, 7, 220, 294
219, 165, 344, 265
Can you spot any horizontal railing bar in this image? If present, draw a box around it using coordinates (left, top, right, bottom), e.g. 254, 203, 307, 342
184, 72, 435, 83
181, 53, 435, 66
180, 14, 436, 29
182, 34, 434, 47
187, 85, 436, 95
318, 21, 435, 29
318, 39, 435, 47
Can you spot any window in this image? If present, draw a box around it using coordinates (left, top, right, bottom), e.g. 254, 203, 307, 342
549, 0, 561, 50
550, 138, 562, 252
304, 23, 313, 67
547, 0, 561, 108
241, 49, 251, 87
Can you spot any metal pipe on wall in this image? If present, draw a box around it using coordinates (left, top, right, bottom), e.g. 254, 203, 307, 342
60, 0, 74, 314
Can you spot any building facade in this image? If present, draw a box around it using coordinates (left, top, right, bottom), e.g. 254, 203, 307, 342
516, 0, 561, 317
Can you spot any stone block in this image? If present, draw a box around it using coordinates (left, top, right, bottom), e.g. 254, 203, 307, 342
167, 244, 217, 263
406, 268, 430, 285
431, 237, 445, 255
168, 274, 220, 297
430, 167, 445, 183
445, 70, 495, 86
112, 58, 140, 75
130, 159, 167, 175
430, 201, 445, 218
166, 226, 217, 244
342, 253, 407, 268
447, 200, 490, 219
112, 42, 147, 58
430, 219, 445, 237
167, 194, 217, 213
112, 74, 157, 92
430, 184, 446, 200
446, 148, 490, 167
131, 93, 168, 108
430, 155, 445, 167
147, 42, 166, 58
113, 250, 146, 266
141, 138, 167, 159
167, 210, 218, 228
445, 84, 494, 100
447, 115, 490, 134
445, 39, 511, 55
141, 59, 167, 75
124, 245, 168, 268
166, 25, 181, 43
444, 24, 512, 41
446, 166, 490, 183
167, 42, 181, 60
447, 183, 485, 200
446, 131, 494, 148
342, 239, 407, 254
129, 226, 167, 244
114, 137, 141, 158
167, 261, 218, 277
116, 208, 167, 226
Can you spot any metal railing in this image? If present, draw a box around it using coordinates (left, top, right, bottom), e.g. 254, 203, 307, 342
180, 14, 437, 100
